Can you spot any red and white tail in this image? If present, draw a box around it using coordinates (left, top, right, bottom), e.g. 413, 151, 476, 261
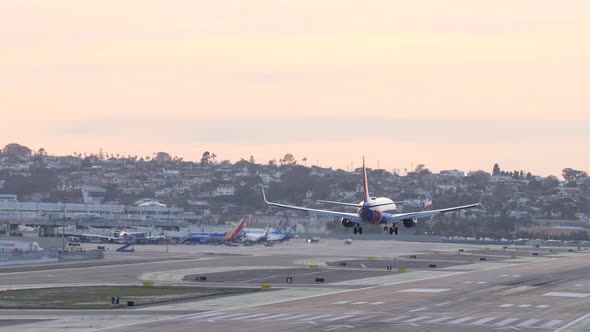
224, 218, 246, 241
362, 157, 370, 203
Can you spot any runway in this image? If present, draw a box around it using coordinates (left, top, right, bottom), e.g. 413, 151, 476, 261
1, 239, 590, 331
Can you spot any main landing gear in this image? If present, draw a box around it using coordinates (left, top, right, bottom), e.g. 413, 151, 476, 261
384, 226, 398, 235
353, 226, 363, 235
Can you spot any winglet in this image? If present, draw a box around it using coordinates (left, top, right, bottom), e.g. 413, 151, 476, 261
261, 185, 269, 204
362, 157, 370, 203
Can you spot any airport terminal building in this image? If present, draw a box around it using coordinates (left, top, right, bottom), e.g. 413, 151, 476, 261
0, 194, 185, 224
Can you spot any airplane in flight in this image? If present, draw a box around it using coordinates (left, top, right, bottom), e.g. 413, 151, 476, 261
262, 158, 483, 235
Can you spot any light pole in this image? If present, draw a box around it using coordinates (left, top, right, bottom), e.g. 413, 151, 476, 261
62, 203, 66, 252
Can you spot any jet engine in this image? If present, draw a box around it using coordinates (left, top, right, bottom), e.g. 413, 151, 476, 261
402, 218, 417, 228
341, 218, 356, 228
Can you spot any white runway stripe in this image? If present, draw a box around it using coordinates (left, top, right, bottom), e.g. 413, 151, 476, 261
301, 314, 333, 321
536, 305, 550, 308
214, 312, 253, 320
495, 318, 520, 326
435, 302, 451, 307
255, 313, 290, 320
517, 319, 541, 327
188, 312, 229, 319
274, 314, 311, 321
499, 304, 514, 307
379, 315, 411, 323
230, 313, 267, 320
371, 301, 386, 305
404, 316, 432, 323
348, 314, 382, 322
398, 288, 449, 293
544, 292, 590, 298
410, 307, 427, 312
449, 317, 476, 324
518, 304, 532, 308
539, 320, 562, 329
471, 317, 497, 325
333, 301, 351, 304
323, 315, 357, 322
351, 301, 368, 305
427, 316, 454, 323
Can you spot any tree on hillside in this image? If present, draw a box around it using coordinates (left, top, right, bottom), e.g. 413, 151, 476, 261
492, 163, 501, 176
2, 143, 32, 158
200, 151, 212, 165
279, 153, 297, 166
562, 168, 588, 186
155, 152, 171, 162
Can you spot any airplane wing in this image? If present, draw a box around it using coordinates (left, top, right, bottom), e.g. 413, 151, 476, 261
262, 187, 361, 222
386, 203, 483, 222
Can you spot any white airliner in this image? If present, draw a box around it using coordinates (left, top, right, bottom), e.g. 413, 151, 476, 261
262, 158, 483, 235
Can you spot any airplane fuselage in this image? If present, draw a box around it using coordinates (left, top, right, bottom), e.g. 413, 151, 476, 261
357, 197, 397, 224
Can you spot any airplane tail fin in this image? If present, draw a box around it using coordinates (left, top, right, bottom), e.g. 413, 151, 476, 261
275, 218, 288, 232
224, 218, 246, 241
362, 157, 370, 203
263, 224, 270, 237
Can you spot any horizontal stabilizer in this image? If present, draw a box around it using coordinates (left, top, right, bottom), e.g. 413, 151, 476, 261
317, 200, 361, 207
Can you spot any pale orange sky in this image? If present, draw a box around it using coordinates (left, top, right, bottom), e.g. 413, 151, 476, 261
2, 1, 589, 176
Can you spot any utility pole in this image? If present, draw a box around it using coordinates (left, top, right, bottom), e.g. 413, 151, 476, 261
62, 203, 66, 252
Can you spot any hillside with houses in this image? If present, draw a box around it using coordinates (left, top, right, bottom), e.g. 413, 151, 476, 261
1, 143, 589, 240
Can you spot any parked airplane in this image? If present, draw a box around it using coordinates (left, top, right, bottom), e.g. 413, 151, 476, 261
80, 229, 165, 243
242, 225, 271, 244
265, 225, 298, 245
262, 158, 483, 235
240, 218, 288, 243
190, 218, 246, 244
